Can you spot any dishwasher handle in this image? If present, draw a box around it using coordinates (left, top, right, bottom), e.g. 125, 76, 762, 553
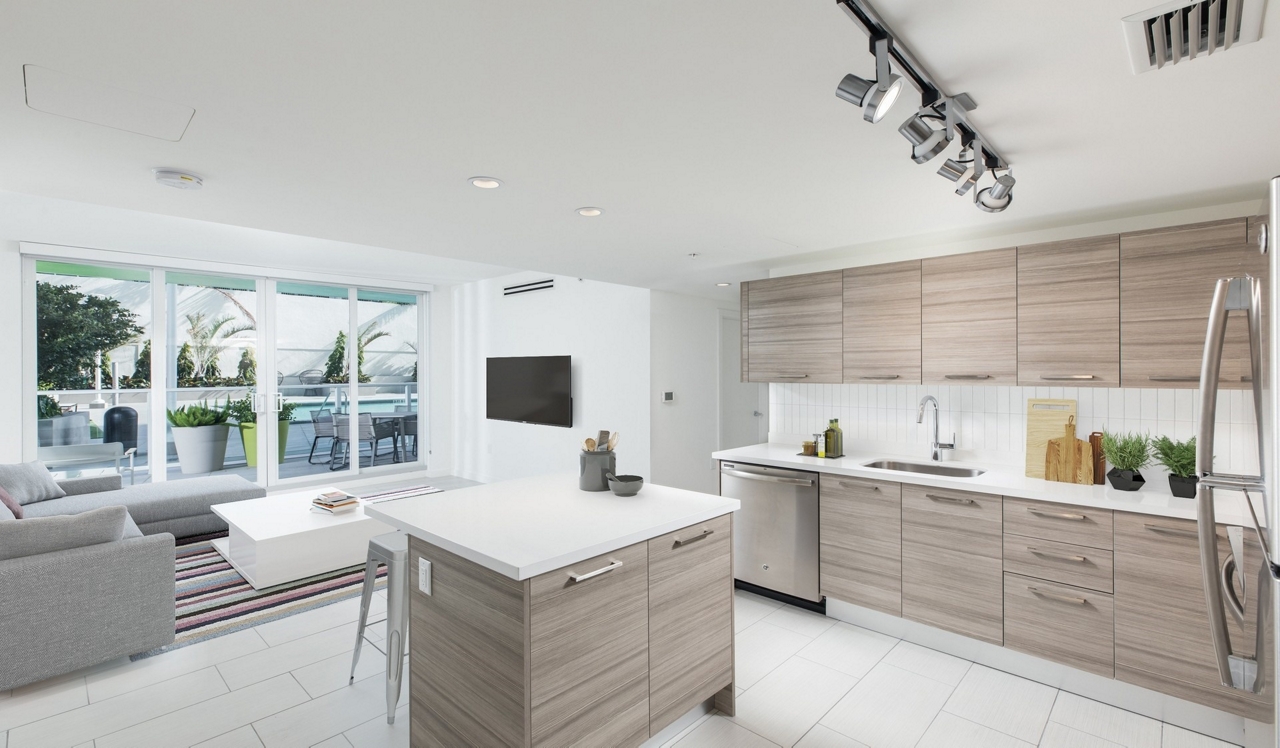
720, 468, 815, 487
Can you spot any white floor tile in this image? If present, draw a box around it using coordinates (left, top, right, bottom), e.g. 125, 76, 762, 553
291, 644, 392, 700
0, 672, 87, 732
86, 629, 269, 702
735, 591, 783, 633
759, 606, 837, 640
218, 623, 360, 690
795, 622, 898, 679
734, 622, 812, 689
71, 743, 93, 748
7, 667, 227, 748
660, 713, 715, 748
251, 672, 406, 748
674, 715, 779, 747
916, 711, 1034, 748
1162, 724, 1239, 748
880, 640, 971, 686
311, 737, 353, 748
1049, 691, 1162, 748
793, 724, 869, 748
343, 705, 408, 748
942, 664, 1057, 744
253, 596, 384, 648
1041, 722, 1126, 748
192, 725, 266, 748
819, 663, 953, 748
95, 673, 308, 748
731, 658, 857, 747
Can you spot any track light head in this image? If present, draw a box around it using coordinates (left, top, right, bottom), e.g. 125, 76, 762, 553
835, 34, 903, 124
898, 113, 951, 164
975, 173, 1016, 212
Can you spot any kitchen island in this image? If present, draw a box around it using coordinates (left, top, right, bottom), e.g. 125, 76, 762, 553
365, 473, 740, 748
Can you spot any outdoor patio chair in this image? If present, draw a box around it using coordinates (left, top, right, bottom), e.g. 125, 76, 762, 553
299, 369, 325, 397
308, 408, 337, 464
394, 405, 418, 457
331, 413, 397, 470
37, 442, 138, 485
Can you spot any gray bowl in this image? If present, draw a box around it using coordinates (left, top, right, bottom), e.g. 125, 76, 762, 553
607, 474, 644, 497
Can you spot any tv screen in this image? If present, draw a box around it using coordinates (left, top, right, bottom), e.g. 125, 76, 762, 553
486, 356, 573, 427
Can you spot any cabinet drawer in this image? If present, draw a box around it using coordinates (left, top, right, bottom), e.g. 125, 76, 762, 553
530, 541, 649, 747
648, 515, 733, 735
1004, 573, 1114, 678
820, 476, 901, 616
1004, 534, 1112, 593
902, 485, 1003, 644
1003, 497, 1112, 549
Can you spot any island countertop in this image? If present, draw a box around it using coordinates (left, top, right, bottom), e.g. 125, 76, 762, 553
363, 473, 740, 580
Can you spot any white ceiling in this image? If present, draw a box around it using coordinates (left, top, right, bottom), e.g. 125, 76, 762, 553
0, 0, 1277, 299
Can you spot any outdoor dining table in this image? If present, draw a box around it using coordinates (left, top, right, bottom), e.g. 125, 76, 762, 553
366, 411, 414, 463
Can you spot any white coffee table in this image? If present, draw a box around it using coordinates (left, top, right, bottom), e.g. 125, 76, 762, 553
210, 486, 394, 590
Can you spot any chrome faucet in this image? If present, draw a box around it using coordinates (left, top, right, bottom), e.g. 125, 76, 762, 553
916, 395, 955, 462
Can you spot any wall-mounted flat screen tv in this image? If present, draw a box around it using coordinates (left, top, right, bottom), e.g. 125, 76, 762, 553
486, 355, 573, 428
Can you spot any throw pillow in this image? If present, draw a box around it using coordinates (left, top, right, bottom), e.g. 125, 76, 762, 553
0, 505, 127, 561
0, 461, 67, 505
0, 485, 21, 519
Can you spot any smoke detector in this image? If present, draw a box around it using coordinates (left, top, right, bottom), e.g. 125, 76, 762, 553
153, 169, 203, 190
1122, 0, 1265, 73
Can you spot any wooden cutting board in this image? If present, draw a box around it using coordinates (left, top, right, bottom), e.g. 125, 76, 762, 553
1025, 398, 1077, 479
1045, 416, 1094, 485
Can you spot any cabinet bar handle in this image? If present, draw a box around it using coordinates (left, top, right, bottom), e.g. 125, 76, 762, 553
1026, 507, 1087, 521
944, 374, 992, 380
1149, 375, 1200, 382
673, 529, 713, 547
838, 480, 877, 490
1027, 586, 1088, 605
776, 375, 810, 379
926, 493, 974, 505
860, 375, 900, 380
1144, 523, 1199, 538
1026, 546, 1088, 563
1040, 375, 1096, 381
568, 560, 623, 583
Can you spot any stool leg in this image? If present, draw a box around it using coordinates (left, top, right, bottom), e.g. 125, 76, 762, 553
385, 556, 409, 723
349, 557, 379, 684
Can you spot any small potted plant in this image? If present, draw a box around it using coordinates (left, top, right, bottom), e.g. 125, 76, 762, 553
227, 397, 297, 468
1101, 430, 1152, 491
1154, 435, 1199, 499
167, 400, 231, 474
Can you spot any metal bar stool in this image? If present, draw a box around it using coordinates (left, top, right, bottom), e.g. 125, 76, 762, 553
349, 531, 409, 723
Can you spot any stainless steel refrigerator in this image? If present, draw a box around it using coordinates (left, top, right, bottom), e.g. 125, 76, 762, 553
1196, 175, 1280, 744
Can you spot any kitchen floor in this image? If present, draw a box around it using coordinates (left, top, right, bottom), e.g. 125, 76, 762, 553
0, 588, 1241, 748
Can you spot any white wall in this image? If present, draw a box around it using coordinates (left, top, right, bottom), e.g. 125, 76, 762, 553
650, 291, 724, 495
426, 287, 454, 476
452, 273, 651, 484
0, 241, 22, 459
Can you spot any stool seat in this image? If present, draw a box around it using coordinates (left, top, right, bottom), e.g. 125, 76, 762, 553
350, 530, 410, 724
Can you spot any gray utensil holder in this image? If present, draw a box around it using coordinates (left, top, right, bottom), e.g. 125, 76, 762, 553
579, 450, 617, 492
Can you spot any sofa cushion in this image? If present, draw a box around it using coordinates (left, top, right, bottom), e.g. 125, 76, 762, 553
22, 474, 265, 526
0, 499, 14, 521
122, 512, 143, 539
0, 505, 127, 561
0, 486, 22, 519
0, 461, 66, 505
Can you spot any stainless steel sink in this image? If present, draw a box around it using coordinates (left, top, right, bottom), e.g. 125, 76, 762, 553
862, 459, 986, 478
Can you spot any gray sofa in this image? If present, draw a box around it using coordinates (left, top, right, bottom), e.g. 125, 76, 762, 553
0, 473, 266, 691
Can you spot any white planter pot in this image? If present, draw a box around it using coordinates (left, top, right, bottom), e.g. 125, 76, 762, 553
171, 424, 231, 474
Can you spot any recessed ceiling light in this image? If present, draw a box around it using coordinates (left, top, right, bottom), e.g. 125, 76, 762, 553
576, 207, 603, 217
716, 282, 731, 287
153, 168, 203, 190
469, 176, 503, 189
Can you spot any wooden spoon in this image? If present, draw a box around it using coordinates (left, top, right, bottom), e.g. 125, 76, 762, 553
583, 438, 596, 452
607, 432, 619, 451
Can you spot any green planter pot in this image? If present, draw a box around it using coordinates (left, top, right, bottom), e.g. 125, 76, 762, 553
238, 421, 291, 467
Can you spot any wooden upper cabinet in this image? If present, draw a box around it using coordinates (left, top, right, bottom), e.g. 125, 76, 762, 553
843, 261, 921, 384
1120, 218, 1257, 388
1017, 237, 1120, 387
921, 248, 1017, 384
746, 271, 843, 383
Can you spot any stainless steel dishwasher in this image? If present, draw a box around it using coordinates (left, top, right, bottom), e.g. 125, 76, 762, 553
720, 461, 821, 604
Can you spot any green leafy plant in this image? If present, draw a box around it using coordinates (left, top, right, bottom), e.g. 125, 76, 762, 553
323, 323, 392, 384
226, 396, 296, 424
184, 312, 254, 382
166, 400, 230, 428
36, 281, 144, 390
1101, 430, 1153, 472
1153, 436, 1197, 479
37, 393, 62, 420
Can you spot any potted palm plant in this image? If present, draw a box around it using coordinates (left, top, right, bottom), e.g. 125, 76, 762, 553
227, 397, 297, 467
1101, 430, 1152, 491
1154, 435, 1199, 499
167, 401, 231, 474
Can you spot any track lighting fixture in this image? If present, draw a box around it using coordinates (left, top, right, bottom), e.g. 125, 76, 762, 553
938, 139, 980, 196
835, 35, 904, 124
898, 109, 950, 164
975, 173, 1016, 213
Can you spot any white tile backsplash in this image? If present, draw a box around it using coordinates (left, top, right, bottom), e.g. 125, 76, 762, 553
769, 383, 1260, 475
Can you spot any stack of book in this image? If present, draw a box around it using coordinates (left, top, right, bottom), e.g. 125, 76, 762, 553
311, 490, 359, 515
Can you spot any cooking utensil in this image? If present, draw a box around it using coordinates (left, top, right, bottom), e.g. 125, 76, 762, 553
1045, 416, 1094, 485
607, 432, 619, 451
1025, 398, 1077, 479
605, 473, 644, 497
583, 438, 596, 452
597, 430, 610, 451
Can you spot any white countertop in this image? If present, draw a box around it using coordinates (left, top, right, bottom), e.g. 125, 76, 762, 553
363, 473, 740, 580
712, 443, 1260, 527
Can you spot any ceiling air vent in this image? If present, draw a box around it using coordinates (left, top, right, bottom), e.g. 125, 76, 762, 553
1122, 0, 1265, 73
503, 278, 554, 297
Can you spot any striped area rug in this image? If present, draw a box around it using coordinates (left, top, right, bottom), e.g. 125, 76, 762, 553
134, 531, 386, 659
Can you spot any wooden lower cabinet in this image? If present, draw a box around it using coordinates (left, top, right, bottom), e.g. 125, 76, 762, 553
901, 485, 1004, 644
1004, 572, 1114, 678
820, 475, 901, 615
